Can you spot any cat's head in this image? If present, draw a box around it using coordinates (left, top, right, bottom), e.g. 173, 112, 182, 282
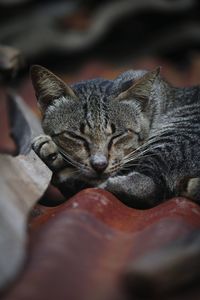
31, 65, 160, 181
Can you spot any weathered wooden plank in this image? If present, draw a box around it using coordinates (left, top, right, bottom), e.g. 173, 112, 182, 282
0, 92, 51, 289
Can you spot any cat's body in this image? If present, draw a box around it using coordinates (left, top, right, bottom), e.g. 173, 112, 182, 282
31, 66, 200, 208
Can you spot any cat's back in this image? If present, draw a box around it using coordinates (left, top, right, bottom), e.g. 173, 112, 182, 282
175, 86, 200, 106
164, 86, 200, 116
71, 69, 148, 100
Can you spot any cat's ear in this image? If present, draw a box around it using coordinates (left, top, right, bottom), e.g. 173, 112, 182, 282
30, 65, 77, 112
114, 67, 161, 108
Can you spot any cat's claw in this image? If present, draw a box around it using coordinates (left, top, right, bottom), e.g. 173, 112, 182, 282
32, 134, 58, 159
32, 134, 64, 170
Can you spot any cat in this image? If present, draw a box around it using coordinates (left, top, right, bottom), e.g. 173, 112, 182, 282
31, 65, 200, 208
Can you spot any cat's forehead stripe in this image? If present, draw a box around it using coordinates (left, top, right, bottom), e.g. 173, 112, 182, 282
85, 93, 108, 130
72, 79, 113, 97
72, 79, 112, 130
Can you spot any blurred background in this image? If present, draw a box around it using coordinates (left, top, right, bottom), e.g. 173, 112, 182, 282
1, 2, 200, 295
1, 0, 200, 152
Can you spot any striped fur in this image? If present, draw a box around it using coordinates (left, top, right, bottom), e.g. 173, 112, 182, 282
31, 65, 200, 208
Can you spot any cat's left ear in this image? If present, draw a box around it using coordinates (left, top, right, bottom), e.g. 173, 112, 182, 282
30, 65, 77, 112
114, 67, 161, 108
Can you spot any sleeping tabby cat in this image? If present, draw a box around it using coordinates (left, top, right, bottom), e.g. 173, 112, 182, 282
31, 65, 200, 208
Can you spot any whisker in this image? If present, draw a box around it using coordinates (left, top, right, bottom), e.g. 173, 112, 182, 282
66, 169, 82, 176
122, 162, 142, 169
123, 129, 175, 161
58, 147, 90, 171
124, 142, 157, 160
59, 151, 80, 169
124, 152, 157, 164
108, 162, 123, 174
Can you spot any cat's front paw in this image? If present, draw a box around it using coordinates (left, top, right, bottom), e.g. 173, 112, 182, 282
99, 175, 128, 193
32, 134, 64, 170
98, 172, 157, 207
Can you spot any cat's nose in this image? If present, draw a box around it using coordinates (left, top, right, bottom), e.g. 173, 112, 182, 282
90, 154, 108, 173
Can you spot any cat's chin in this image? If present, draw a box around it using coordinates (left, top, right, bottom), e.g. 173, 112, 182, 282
80, 171, 110, 185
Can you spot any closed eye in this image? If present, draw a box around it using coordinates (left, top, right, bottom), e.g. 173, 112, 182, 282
51, 130, 84, 141
108, 129, 139, 150
51, 130, 90, 152
64, 131, 90, 152
65, 131, 85, 140
108, 131, 126, 149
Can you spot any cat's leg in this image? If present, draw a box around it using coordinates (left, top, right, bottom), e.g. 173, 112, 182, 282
32, 134, 65, 171
100, 172, 162, 207
32, 135, 86, 196
32, 135, 84, 197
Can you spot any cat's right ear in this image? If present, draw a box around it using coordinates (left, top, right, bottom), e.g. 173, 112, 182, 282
30, 65, 77, 112
114, 67, 161, 110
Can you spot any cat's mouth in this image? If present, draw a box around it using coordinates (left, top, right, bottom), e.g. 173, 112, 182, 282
82, 170, 110, 181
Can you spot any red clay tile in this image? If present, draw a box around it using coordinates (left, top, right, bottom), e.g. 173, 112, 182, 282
3, 189, 200, 300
